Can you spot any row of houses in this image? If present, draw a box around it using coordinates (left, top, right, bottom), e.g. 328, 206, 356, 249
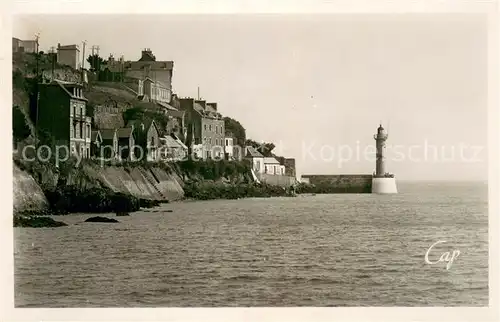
18, 38, 296, 177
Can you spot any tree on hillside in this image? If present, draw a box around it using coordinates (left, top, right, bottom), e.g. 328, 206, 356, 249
122, 106, 169, 136
223, 117, 246, 146
12, 106, 31, 142
245, 139, 276, 157
87, 54, 106, 72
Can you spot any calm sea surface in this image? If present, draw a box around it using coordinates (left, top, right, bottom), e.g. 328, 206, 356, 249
14, 181, 488, 307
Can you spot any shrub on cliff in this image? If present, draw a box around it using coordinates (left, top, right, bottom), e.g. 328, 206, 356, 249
183, 181, 290, 200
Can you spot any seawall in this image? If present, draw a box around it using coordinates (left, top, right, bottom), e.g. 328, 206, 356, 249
300, 174, 372, 193
80, 165, 185, 201
257, 173, 297, 187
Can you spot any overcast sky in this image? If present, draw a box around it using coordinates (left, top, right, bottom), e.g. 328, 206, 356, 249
13, 14, 488, 181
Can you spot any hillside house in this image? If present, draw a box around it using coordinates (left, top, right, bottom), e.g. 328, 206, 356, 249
126, 119, 160, 162
245, 146, 264, 174
123, 49, 173, 103
117, 127, 135, 161
12, 37, 38, 53
264, 157, 285, 175
57, 43, 80, 69
180, 98, 225, 160
99, 129, 119, 160
138, 77, 171, 104
99, 54, 125, 82
33, 80, 92, 159
161, 134, 188, 162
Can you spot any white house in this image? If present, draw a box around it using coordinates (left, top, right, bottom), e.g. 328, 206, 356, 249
264, 157, 285, 175
138, 77, 171, 104
245, 146, 264, 174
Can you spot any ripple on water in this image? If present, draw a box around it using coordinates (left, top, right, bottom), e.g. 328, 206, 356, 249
14, 182, 488, 307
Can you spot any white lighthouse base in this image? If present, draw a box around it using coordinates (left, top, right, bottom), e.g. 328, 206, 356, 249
372, 177, 398, 194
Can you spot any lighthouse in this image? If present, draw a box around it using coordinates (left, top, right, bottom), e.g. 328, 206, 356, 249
372, 124, 398, 194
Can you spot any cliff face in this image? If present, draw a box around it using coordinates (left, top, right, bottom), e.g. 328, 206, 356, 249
12, 162, 185, 215
13, 164, 49, 214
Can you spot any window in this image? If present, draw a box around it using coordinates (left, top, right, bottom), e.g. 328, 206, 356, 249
215, 126, 218, 134
209, 138, 212, 145
204, 124, 207, 131
209, 124, 212, 131
70, 123, 74, 138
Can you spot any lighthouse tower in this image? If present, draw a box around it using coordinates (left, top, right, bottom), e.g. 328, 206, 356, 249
372, 124, 398, 194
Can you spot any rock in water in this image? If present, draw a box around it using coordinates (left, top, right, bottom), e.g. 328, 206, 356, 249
116, 212, 130, 216
13, 215, 68, 228
84, 216, 119, 223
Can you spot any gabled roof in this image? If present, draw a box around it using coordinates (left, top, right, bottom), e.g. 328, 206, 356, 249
100, 129, 117, 140
157, 101, 178, 111
161, 135, 182, 148
126, 119, 158, 134
91, 130, 102, 142
117, 127, 133, 138
126, 119, 160, 146
264, 157, 280, 165
46, 80, 88, 102
246, 146, 264, 158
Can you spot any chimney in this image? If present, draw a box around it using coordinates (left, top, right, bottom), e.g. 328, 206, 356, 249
57, 43, 60, 49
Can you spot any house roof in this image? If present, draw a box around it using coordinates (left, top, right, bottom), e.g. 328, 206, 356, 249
124, 60, 174, 71
117, 127, 133, 138
161, 135, 182, 148
246, 146, 264, 158
172, 134, 188, 149
91, 130, 102, 142
264, 157, 280, 165
167, 109, 185, 119
58, 44, 79, 51
126, 119, 159, 146
157, 101, 178, 111
44, 80, 88, 102
100, 129, 117, 140
206, 104, 217, 113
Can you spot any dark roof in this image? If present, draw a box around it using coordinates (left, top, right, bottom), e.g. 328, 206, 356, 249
157, 101, 178, 111
91, 130, 101, 142
117, 127, 133, 138
246, 146, 264, 158
100, 129, 117, 140
126, 119, 159, 146
167, 109, 185, 118
58, 44, 79, 50
44, 80, 88, 102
